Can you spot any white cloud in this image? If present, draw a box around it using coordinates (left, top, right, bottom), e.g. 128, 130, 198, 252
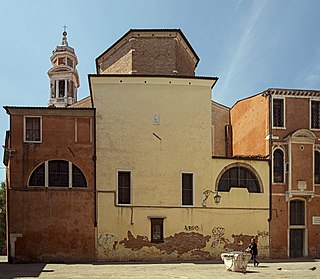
302, 47, 320, 88
216, 0, 268, 100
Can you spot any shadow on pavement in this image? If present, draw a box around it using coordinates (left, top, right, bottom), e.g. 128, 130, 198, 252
0, 262, 48, 279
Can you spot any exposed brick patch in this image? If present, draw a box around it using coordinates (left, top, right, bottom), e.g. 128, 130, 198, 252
120, 231, 211, 255
162, 232, 210, 255
119, 231, 152, 251
225, 234, 257, 251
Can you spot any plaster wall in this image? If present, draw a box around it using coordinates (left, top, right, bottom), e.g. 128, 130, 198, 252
89, 75, 269, 261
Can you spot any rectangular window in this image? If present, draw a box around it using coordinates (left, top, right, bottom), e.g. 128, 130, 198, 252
290, 200, 305, 225
311, 101, 320, 129
118, 171, 131, 204
182, 173, 193, 206
150, 218, 164, 243
273, 99, 284, 128
25, 116, 41, 142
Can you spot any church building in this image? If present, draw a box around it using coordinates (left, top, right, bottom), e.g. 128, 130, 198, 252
3, 28, 271, 263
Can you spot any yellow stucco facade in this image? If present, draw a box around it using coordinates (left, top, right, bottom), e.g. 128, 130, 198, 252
90, 75, 270, 261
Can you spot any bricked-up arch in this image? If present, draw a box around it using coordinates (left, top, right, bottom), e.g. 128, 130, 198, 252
217, 164, 262, 193
28, 160, 87, 187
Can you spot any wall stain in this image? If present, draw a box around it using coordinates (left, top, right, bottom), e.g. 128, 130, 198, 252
257, 230, 269, 239
191, 250, 210, 258
120, 231, 211, 255
224, 234, 257, 251
119, 231, 152, 251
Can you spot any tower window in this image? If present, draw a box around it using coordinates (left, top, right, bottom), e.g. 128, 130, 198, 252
58, 57, 65, 65
59, 80, 65, 97
67, 58, 73, 67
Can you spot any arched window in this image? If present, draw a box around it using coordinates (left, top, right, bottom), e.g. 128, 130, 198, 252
29, 162, 45, 186
29, 160, 87, 188
273, 149, 284, 183
217, 166, 261, 193
315, 151, 320, 184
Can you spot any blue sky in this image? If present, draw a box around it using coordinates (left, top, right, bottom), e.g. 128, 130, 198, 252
1, 0, 320, 181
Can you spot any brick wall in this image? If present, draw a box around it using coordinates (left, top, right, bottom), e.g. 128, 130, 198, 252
98, 31, 197, 76
100, 40, 133, 74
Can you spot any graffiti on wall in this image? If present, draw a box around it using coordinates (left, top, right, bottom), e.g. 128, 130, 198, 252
97, 234, 118, 253
184, 225, 203, 232
211, 227, 229, 248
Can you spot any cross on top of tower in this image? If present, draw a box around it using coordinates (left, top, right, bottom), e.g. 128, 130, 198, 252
61, 25, 68, 46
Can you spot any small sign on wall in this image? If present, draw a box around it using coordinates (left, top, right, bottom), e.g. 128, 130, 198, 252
312, 216, 320, 225
153, 114, 160, 125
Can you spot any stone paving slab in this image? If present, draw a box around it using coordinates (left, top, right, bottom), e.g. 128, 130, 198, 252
1, 257, 320, 279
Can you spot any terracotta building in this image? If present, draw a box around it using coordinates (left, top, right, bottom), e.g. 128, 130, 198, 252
230, 89, 320, 258
3, 31, 95, 263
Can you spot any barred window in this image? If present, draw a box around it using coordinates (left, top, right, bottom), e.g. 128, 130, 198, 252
182, 173, 193, 206
315, 151, 320, 184
290, 200, 305, 225
150, 218, 164, 243
311, 101, 320, 129
273, 149, 284, 183
273, 99, 284, 127
218, 166, 260, 193
118, 171, 131, 204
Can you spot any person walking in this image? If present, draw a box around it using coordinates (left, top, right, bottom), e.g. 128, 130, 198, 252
248, 238, 259, 267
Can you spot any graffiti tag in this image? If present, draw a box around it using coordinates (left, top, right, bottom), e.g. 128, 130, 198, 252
184, 225, 203, 232
97, 234, 118, 253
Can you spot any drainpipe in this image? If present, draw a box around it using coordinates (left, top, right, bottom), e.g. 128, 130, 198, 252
267, 91, 273, 257
93, 108, 97, 262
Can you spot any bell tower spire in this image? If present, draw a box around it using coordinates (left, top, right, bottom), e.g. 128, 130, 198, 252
48, 27, 80, 107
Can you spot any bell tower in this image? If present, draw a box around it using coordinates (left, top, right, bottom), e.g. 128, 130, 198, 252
48, 27, 79, 107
